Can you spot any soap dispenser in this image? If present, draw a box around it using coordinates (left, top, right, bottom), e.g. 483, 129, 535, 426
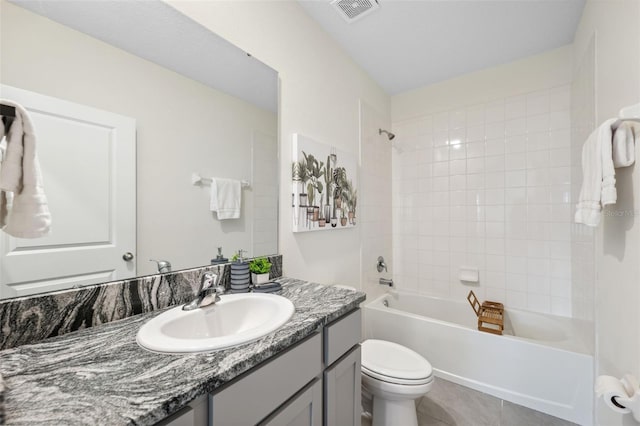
211, 247, 229, 265
229, 249, 250, 293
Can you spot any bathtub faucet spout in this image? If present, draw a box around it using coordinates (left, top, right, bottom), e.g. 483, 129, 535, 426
379, 278, 393, 287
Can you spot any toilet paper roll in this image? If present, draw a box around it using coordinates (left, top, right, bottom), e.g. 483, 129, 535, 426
596, 375, 632, 414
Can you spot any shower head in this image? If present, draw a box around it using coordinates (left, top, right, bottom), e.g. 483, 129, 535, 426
379, 128, 395, 140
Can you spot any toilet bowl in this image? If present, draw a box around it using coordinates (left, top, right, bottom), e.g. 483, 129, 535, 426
361, 339, 433, 426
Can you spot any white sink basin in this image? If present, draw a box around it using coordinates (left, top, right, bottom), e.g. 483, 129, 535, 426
136, 293, 295, 353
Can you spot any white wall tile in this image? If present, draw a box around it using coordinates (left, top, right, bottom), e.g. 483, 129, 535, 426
549, 85, 570, 111
527, 293, 550, 313
505, 135, 527, 153
466, 174, 485, 190
392, 86, 575, 317
505, 152, 527, 170
527, 275, 551, 295
449, 109, 466, 129
432, 162, 449, 176
485, 122, 505, 139
505, 95, 527, 119
506, 205, 527, 222
506, 187, 527, 204
450, 175, 466, 191
485, 172, 505, 188
467, 157, 485, 174
485, 139, 505, 156
549, 109, 570, 130
433, 146, 449, 162
466, 125, 485, 142
485, 188, 505, 205
466, 141, 486, 158
550, 128, 570, 147
466, 105, 485, 127
505, 118, 527, 136
506, 239, 528, 256
485, 155, 505, 172
505, 170, 526, 187
526, 113, 550, 133
433, 131, 449, 146
485, 100, 505, 123
450, 159, 466, 175
433, 111, 449, 132
450, 144, 466, 160
548, 148, 571, 167
486, 254, 506, 272
506, 274, 527, 292
526, 91, 550, 115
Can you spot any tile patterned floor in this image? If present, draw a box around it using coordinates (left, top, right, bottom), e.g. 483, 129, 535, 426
362, 378, 578, 426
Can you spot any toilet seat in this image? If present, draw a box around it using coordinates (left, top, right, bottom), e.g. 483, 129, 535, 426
362, 365, 433, 386
361, 339, 433, 385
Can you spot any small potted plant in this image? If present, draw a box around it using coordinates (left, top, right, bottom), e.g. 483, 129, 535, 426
249, 257, 272, 285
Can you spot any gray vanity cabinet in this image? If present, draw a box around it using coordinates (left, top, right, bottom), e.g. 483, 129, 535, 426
322, 310, 362, 426
158, 308, 361, 426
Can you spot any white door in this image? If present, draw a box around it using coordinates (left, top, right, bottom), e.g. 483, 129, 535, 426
0, 85, 136, 298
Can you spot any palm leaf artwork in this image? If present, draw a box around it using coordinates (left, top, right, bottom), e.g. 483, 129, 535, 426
292, 135, 357, 232
302, 151, 324, 208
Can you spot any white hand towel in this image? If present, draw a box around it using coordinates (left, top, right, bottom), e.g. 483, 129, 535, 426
575, 119, 618, 227
0, 100, 51, 238
612, 121, 636, 168
210, 178, 241, 220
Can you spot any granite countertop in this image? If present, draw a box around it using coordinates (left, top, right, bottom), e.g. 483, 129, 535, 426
0, 278, 366, 425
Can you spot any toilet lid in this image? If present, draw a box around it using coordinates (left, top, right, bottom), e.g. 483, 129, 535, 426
361, 339, 432, 382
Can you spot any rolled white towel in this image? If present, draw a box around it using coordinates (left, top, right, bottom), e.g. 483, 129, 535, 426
575, 119, 617, 226
612, 121, 637, 168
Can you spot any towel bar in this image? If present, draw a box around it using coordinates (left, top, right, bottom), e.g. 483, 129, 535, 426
191, 172, 250, 188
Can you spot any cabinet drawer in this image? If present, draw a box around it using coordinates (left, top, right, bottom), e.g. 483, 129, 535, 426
323, 309, 361, 366
210, 332, 322, 426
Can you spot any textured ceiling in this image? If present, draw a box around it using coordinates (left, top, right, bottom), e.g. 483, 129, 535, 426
10, 0, 278, 112
298, 0, 585, 95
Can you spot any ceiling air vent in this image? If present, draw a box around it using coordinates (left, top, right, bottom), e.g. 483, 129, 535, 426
331, 0, 380, 23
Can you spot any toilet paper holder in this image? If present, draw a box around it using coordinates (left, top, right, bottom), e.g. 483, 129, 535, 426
596, 374, 640, 422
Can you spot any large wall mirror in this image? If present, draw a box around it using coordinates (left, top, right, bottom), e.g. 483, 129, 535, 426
0, 0, 279, 300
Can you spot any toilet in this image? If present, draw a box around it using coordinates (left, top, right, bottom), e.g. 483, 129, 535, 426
361, 339, 433, 426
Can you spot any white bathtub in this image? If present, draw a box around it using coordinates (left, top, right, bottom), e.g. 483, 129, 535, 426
364, 292, 594, 425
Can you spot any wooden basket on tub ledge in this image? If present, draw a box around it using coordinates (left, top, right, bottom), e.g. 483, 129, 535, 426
466, 290, 504, 335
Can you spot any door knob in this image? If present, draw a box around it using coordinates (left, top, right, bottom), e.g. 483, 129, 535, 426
122, 252, 134, 261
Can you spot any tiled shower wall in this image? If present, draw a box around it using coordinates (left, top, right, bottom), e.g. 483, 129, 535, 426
392, 85, 575, 316
360, 101, 393, 300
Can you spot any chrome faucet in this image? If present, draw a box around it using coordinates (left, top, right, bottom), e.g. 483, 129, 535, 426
150, 259, 172, 273
182, 272, 223, 311
379, 278, 394, 287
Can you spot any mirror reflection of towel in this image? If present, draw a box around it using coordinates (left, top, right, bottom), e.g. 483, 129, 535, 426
0, 100, 51, 238
209, 178, 241, 220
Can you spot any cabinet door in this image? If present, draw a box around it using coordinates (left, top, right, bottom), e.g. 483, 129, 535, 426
260, 378, 322, 426
323, 345, 361, 426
